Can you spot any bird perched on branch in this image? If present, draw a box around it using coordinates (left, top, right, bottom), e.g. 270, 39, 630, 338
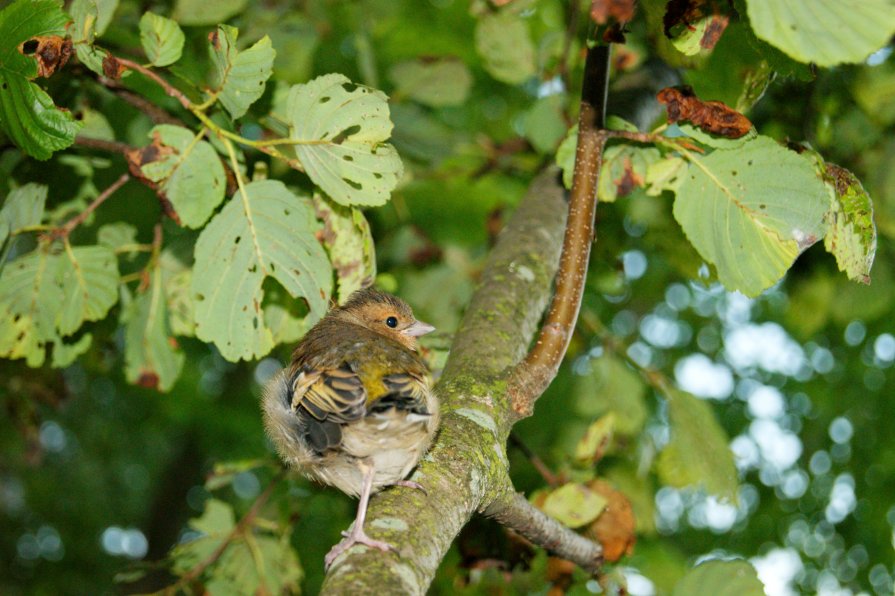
262, 287, 438, 569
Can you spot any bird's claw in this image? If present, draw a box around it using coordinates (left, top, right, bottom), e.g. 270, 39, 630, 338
324, 527, 395, 570
391, 479, 427, 495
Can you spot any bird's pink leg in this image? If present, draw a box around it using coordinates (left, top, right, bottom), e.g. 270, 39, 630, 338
324, 461, 394, 570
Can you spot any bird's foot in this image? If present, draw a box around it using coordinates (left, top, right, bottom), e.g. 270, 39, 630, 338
391, 479, 426, 494
324, 526, 394, 570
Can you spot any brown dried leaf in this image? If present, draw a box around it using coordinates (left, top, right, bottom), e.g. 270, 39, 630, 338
664, 0, 730, 51
19, 36, 73, 77
591, 0, 636, 24
586, 479, 636, 562
102, 53, 125, 79
657, 86, 752, 138
123, 134, 182, 225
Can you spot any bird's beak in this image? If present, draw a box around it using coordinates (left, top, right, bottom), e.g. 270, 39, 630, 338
403, 320, 435, 337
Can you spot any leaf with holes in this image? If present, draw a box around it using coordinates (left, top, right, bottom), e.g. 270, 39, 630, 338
313, 194, 376, 303
287, 74, 403, 207
0, 183, 46, 247
598, 145, 661, 202
0, 0, 81, 159
123, 265, 184, 392
673, 135, 829, 296
191, 180, 331, 361
746, 0, 895, 67
139, 11, 184, 67
133, 125, 226, 229
208, 25, 275, 119
658, 388, 737, 502
0, 244, 118, 366
821, 163, 876, 284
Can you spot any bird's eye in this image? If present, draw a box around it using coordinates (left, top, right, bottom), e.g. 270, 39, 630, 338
386, 316, 398, 328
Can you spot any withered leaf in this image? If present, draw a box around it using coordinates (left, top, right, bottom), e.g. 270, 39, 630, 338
591, 0, 636, 24
657, 86, 752, 138
585, 479, 636, 562
19, 36, 72, 77
124, 133, 182, 225
102, 53, 125, 79
664, 0, 730, 51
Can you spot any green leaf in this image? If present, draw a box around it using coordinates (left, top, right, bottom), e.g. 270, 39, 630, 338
658, 389, 737, 501
173, 0, 248, 26
673, 135, 829, 296
0, 244, 118, 366
388, 57, 472, 107
0, 183, 46, 247
573, 354, 648, 436
160, 253, 194, 338
137, 125, 227, 229
139, 11, 184, 67
51, 333, 92, 367
263, 304, 307, 345
123, 265, 184, 392
313, 195, 376, 304
474, 12, 536, 85
287, 74, 404, 207
540, 482, 607, 529
209, 26, 276, 120
673, 560, 764, 596
677, 123, 757, 150
0, 0, 81, 159
556, 124, 578, 189
97, 222, 137, 252
522, 94, 568, 155
645, 157, 687, 197
745, 0, 895, 67
668, 8, 730, 56
191, 180, 332, 361
70, 0, 117, 38
822, 163, 876, 284
574, 413, 615, 464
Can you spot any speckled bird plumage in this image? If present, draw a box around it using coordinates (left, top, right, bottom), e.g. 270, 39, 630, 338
262, 287, 438, 567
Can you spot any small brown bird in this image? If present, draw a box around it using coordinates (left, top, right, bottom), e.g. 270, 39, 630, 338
262, 287, 438, 568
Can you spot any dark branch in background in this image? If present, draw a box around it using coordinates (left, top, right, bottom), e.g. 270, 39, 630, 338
50, 173, 130, 239
507, 42, 612, 419
74, 136, 132, 155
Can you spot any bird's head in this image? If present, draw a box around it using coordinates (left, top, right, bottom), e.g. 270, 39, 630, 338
335, 287, 435, 351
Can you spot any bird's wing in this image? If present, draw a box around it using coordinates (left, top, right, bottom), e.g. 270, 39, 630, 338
369, 371, 432, 415
288, 366, 368, 454
290, 366, 367, 423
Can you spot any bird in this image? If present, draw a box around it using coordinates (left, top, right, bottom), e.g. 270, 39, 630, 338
262, 287, 438, 569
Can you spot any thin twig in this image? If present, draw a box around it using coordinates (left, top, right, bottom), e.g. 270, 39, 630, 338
116, 57, 192, 110
50, 173, 130, 239
75, 136, 132, 155
508, 43, 612, 419
167, 471, 286, 593
508, 432, 561, 487
112, 88, 183, 125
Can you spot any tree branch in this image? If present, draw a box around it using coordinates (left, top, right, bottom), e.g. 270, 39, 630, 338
321, 168, 600, 594
508, 43, 612, 418
483, 492, 602, 573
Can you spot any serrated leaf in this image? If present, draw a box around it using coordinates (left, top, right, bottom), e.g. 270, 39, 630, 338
0, 0, 81, 159
746, 0, 895, 67
51, 333, 92, 367
191, 180, 331, 361
263, 304, 307, 345
658, 388, 737, 501
574, 413, 615, 464
677, 123, 757, 150
209, 26, 275, 119
540, 482, 608, 529
173, 0, 247, 26
673, 560, 764, 596
0, 183, 46, 247
123, 265, 184, 392
0, 244, 118, 366
313, 195, 376, 303
821, 163, 876, 284
673, 135, 829, 296
287, 74, 403, 207
474, 12, 536, 85
135, 125, 226, 229
574, 355, 648, 436
139, 11, 184, 67
388, 57, 472, 107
